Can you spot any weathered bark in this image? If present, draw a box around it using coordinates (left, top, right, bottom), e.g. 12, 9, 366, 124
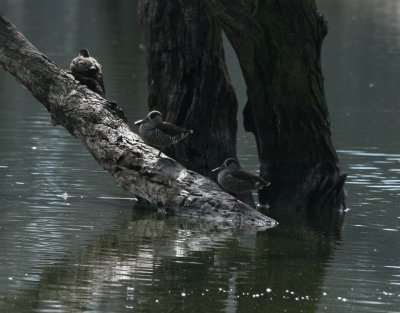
207, 0, 347, 210
0, 15, 276, 228
138, 0, 255, 206
138, 0, 236, 174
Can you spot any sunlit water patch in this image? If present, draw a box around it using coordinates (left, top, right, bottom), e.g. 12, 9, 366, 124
315, 149, 400, 312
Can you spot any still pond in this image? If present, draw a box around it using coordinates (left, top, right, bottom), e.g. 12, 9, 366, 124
0, 0, 399, 312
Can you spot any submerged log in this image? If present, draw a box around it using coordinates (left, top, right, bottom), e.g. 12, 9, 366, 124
0, 15, 276, 228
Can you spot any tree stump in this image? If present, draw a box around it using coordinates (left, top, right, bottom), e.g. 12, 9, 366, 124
206, 0, 347, 211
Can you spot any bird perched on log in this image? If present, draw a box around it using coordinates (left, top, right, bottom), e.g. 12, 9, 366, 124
212, 158, 270, 195
134, 111, 193, 157
69, 48, 105, 97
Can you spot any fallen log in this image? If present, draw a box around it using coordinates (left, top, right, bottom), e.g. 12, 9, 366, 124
0, 15, 276, 228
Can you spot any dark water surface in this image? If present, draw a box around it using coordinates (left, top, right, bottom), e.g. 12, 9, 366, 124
0, 1, 399, 312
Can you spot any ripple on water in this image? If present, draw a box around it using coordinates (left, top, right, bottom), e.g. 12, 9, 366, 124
321, 148, 400, 311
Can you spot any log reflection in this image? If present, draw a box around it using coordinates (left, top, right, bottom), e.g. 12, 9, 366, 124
2, 209, 340, 313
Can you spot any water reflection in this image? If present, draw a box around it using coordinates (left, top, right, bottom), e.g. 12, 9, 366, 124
337, 149, 400, 229
1, 0, 400, 312
1, 212, 338, 313
315, 150, 400, 313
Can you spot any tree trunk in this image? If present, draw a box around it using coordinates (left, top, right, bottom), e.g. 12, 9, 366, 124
207, 0, 347, 211
138, 0, 255, 206
0, 15, 276, 228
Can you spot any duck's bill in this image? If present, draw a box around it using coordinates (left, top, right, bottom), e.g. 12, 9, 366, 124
211, 166, 223, 172
134, 119, 144, 125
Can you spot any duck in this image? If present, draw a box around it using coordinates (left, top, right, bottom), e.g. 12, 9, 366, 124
212, 158, 270, 195
134, 111, 193, 157
69, 48, 105, 97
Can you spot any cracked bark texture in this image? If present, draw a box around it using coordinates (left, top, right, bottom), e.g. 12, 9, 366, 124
0, 15, 276, 228
138, 0, 255, 206
138, 0, 237, 175
206, 0, 347, 212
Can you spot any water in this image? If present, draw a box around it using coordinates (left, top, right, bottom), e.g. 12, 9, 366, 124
0, 0, 399, 312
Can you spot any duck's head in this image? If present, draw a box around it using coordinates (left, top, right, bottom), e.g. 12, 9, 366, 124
79, 48, 90, 58
212, 158, 240, 172
134, 110, 163, 126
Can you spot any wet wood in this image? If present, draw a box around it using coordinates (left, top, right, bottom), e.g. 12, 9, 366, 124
0, 15, 276, 228
206, 0, 347, 211
138, 0, 255, 206
138, 0, 237, 175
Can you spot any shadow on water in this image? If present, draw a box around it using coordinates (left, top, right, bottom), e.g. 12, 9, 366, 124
1, 206, 341, 313
263, 201, 345, 242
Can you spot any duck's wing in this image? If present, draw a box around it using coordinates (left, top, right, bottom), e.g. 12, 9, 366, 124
70, 57, 89, 74
231, 170, 270, 186
72, 75, 105, 97
157, 122, 193, 137
69, 56, 81, 73
88, 57, 102, 73
96, 72, 105, 96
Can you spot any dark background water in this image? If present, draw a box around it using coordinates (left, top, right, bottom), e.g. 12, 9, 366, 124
0, 1, 399, 312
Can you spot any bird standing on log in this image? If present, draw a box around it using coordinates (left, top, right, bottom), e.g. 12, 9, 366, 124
134, 111, 193, 157
69, 48, 105, 97
212, 158, 270, 195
